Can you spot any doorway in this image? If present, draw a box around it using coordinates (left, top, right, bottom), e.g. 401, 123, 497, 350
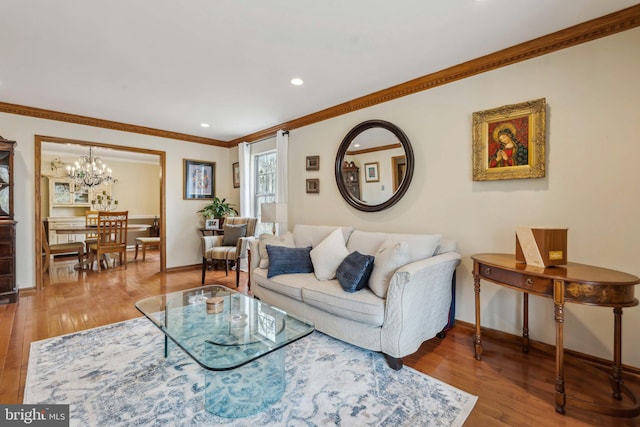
35, 135, 166, 291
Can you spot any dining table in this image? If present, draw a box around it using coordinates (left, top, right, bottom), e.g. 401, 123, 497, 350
54, 224, 151, 270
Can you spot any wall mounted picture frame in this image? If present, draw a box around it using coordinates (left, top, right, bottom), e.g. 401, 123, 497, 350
306, 155, 320, 171
364, 162, 380, 183
472, 98, 546, 181
306, 178, 319, 194
205, 218, 219, 230
232, 162, 240, 188
183, 159, 215, 200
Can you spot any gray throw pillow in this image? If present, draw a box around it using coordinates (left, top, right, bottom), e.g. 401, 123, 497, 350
222, 224, 247, 246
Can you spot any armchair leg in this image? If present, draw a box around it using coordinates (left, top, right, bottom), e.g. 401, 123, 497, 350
201, 257, 207, 284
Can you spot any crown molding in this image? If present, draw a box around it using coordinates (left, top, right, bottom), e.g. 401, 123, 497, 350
230, 4, 640, 145
0, 102, 227, 147
1, 5, 639, 148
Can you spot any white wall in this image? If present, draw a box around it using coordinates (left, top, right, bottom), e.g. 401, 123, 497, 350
0, 114, 234, 287
288, 28, 640, 367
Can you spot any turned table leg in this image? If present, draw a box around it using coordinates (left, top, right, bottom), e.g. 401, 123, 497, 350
611, 307, 624, 400
473, 269, 483, 360
554, 279, 566, 415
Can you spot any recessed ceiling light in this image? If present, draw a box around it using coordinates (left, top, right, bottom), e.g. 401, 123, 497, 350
200, 123, 210, 128
290, 78, 304, 86
354, 144, 360, 148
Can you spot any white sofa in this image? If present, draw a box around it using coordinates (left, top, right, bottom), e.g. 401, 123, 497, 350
248, 224, 461, 370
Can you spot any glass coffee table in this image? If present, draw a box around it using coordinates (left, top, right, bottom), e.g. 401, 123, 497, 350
135, 285, 314, 418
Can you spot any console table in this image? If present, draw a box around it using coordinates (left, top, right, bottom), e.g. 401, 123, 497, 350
471, 253, 640, 417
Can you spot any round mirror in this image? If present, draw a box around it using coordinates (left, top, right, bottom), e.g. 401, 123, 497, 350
335, 120, 414, 212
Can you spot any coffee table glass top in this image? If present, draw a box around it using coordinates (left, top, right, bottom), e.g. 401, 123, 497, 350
135, 285, 314, 370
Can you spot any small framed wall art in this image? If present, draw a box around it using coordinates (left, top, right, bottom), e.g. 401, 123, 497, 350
472, 98, 546, 181
184, 159, 215, 200
364, 162, 380, 183
306, 155, 320, 171
306, 178, 319, 194
232, 162, 240, 188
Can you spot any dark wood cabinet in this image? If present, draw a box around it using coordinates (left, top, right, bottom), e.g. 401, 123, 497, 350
0, 137, 17, 304
341, 161, 361, 200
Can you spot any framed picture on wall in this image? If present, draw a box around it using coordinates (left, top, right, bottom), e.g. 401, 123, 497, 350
232, 162, 240, 188
364, 162, 380, 182
472, 98, 546, 181
306, 178, 319, 194
306, 155, 320, 171
183, 159, 215, 200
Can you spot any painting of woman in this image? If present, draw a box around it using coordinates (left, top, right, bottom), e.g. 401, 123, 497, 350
488, 123, 528, 168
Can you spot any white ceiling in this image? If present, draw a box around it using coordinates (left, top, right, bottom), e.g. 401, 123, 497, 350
1, 0, 637, 142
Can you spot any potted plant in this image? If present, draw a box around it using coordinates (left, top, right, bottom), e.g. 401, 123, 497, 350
197, 197, 238, 226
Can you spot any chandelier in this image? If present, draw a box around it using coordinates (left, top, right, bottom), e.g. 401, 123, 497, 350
66, 147, 115, 189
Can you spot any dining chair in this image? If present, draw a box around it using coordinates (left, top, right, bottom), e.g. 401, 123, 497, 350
88, 211, 129, 272
84, 210, 99, 253
41, 222, 85, 273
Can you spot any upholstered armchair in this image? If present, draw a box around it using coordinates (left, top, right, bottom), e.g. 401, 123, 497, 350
201, 217, 257, 288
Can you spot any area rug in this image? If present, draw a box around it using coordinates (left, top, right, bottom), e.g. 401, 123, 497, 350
24, 317, 477, 426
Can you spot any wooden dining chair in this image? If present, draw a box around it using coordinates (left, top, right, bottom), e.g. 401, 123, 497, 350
88, 211, 129, 272
41, 222, 85, 273
84, 210, 99, 253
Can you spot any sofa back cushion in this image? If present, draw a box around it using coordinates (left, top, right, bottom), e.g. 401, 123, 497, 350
258, 232, 295, 268
346, 230, 442, 264
293, 224, 355, 248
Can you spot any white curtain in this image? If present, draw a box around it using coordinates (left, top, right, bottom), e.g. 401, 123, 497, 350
275, 130, 289, 233
238, 142, 251, 217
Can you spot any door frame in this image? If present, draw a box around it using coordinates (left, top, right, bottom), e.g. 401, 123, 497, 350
34, 135, 166, 290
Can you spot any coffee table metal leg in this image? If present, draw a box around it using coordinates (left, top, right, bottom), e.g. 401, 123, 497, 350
205, 348, 285, 418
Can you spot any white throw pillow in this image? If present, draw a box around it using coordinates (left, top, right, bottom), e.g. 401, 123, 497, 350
258, 232, 295, 268
369, 239, 410, 298
310, 228, 349, 281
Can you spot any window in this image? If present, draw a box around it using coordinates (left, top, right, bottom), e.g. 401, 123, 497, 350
253, 151, 276, 235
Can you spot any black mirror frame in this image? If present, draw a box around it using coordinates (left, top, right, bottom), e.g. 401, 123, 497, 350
335, 120, 414, 212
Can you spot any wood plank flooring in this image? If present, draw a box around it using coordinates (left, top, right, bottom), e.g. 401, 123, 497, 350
1, 249, 639, 426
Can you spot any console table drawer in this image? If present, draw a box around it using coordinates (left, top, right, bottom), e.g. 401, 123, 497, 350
479, 264, 553, 295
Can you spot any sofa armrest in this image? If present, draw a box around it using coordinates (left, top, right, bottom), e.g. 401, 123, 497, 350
201, 235, 224, 255
248, 239, 261, 270
381, 251, 461, 358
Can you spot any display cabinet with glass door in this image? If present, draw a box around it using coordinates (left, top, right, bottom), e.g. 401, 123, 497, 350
0, 136, 17, 303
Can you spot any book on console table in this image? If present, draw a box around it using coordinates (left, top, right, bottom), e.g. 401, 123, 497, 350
515, 227, 568, 267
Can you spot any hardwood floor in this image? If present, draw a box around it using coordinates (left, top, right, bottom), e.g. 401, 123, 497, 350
2, 249, 639, 426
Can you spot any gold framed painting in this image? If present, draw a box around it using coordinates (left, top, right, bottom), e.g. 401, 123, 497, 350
472, 98, 546, 181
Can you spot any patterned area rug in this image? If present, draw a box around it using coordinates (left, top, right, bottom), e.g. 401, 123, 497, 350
24, 317, 477, 426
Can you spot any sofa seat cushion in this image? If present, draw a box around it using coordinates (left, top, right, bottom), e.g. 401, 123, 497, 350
204, 246, 238, 260
253, 268, 316, 302
301, 280, 385, 326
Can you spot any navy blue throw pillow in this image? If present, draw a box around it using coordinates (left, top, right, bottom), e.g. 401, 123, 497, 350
266, 245, 314, 278
336, 251, 375, 293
